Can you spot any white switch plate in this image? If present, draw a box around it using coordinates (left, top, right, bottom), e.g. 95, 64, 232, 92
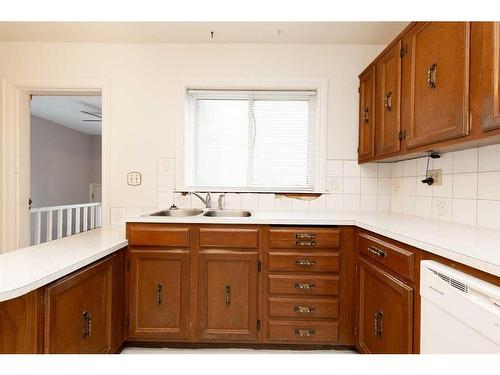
127, 172, 142, 186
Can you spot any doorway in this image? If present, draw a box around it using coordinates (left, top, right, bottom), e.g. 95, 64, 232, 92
29, 95, 102, 245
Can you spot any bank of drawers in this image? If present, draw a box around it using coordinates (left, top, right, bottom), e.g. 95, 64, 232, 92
266, 227, 340, 343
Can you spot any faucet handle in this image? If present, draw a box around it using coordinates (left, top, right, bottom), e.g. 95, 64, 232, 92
218, 194, 225, 210
205, 193, 212, 209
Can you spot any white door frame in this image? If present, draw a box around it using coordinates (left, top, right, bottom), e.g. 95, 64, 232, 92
0, 76, 111, 252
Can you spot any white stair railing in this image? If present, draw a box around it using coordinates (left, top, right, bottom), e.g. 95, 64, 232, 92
30, 202, 102, 245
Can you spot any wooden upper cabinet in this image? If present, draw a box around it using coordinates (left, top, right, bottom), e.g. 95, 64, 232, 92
404, 22, 470, 149
481, 22, 500, 132
358, 65, 376, 161
198, 251, 258, 342
376, 40, 402, 156
128, 249, 190, 340
357, 258, 413, 354
44, 256, 114, 354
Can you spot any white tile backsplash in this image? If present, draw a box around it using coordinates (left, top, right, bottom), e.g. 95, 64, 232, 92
148, 144, 500, 229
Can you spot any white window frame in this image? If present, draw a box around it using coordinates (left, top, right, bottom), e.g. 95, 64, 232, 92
176, 78, 328, 193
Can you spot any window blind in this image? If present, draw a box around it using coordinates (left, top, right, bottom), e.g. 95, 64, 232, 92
185, 89, 317, 191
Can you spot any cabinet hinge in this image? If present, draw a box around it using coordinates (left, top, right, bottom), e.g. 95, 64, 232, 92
400, 47, 404, 58
257, 320, 261, 330
355, 265, 358, 275
354, 326, 357, 337
398, 130, 407, 141
257, 261, 262, 272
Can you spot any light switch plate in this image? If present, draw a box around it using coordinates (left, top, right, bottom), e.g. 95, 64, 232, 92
427, 169, 442, 186
127, 172, 142, 186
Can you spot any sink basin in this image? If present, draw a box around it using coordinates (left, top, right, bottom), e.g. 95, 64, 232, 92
203, 210, 252, 217
148, 209, 204, 217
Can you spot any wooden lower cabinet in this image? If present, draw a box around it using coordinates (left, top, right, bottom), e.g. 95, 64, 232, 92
356, 257, 414, 354
128, 249, 190, 340
44, 255, 115, 354
198, 250, 259, 342
0, 290, 44, 354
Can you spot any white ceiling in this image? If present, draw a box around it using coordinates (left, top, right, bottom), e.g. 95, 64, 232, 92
0, 22, 408, 45
31, 96, 102, 136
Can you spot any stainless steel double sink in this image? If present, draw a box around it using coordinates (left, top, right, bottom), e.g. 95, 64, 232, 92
147, 208, 251, 218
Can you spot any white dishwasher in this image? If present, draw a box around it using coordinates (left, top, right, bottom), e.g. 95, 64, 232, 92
420, 260, 500, 353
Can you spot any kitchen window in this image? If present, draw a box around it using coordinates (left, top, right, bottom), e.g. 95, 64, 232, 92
184, 89, 321, 192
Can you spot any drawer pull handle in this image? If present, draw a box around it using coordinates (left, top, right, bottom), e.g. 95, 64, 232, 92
384, 91, 393, 111
225, 285, 231, 306
368, 246, 387, 258
296, 241, 316, 247
294, 306, 315, 314
295, 259, 316, 267
427, 63, 437, 89
295, 233, 316, 240
374, 310, 383, 337
294, 282, 315, 290
156, 284, 163, 305
82, 311, 92, 339
295, 328, 315, 337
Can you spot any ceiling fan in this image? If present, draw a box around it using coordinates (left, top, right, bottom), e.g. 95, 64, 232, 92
81, 110, 102, 122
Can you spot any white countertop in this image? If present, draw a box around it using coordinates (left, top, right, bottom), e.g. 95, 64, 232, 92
0, 224, 127, 302
2, 210, 500, 303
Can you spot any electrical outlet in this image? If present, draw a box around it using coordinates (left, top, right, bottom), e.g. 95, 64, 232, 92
127, 172, 142, 186
427, 169, 442, 186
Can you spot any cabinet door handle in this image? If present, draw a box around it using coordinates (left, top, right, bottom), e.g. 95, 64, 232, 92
82, 311, 92, 339
374, 311, 383, 337
295, 259, 316, 267
295, 328, 315, 337
362, 107, 369, 123
225, 285, 231, 306
368, 246, 387, 258
294, 282, 315, 290
295, 233, 316, 240
384, 92, 393, 111
294, 305, 315, 314
427, 63, 437, 89
156, 284, 163, 305
296, 241, 316, 247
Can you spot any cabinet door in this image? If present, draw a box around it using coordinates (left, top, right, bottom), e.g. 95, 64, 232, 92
481, 22, 500, 132
405, 22, 470, 149
357, 258, 413, 354
358, 65, 376, 161
44, 257, 113, 354
128, 249, 190, 340
376, 40, 402, 156
198, 251, 258, 342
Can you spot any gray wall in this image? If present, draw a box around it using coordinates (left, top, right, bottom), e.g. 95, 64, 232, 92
30, 115, 101, 208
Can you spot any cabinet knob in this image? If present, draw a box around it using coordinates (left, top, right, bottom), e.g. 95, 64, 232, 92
294, 282, 315, 290
427, 63, 437, 89
384, 92, 393, 111
362, 107, 369, 123
294, 328, 315, 337
82, 311, 92, 339
374, 310, 383, 337
295, 259, 316, 267
225, 285, 231, 306
156, 284, 163, 305
294, 305, 315, 314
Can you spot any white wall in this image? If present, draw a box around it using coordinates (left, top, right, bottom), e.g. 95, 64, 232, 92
30, 115, 101, 207
0, 42, 384, 217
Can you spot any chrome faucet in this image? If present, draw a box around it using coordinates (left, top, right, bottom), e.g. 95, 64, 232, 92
190, 192, 212, 209
217, 194, 225, 210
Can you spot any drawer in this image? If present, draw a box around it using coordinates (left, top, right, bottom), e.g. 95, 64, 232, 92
269, 227, 340, 249
199, 227, 259, 249
268, 275, 339, 296
358, 231, 415, 281
128, 225, 190, 247
268, 252, 339, 273
268, 297, 339, 319
267, 321, 339, 343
